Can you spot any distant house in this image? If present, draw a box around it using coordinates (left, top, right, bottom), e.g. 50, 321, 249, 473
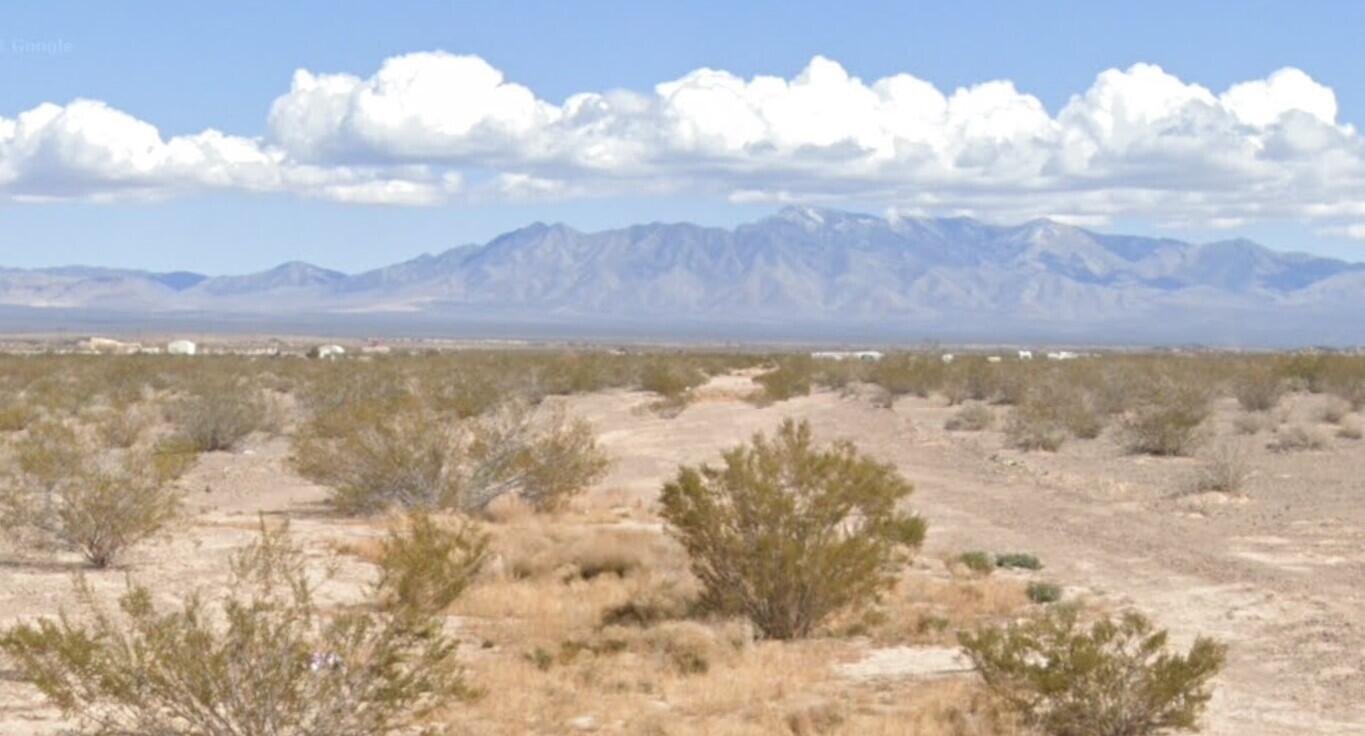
940, 353, 955, 364
167, 340, 197, 356
810, 350, 883, 362
309, 344, 347, 359
1046, 351, 1081, 361
1017, 350, 1034, 360
986, 356, 1003, 363
81, 337, 142, 355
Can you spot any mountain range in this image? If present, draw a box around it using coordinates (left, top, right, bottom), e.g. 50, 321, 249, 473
3, 206, 1364, 346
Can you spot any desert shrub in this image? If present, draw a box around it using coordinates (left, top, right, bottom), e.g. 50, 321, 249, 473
1056, 390, 1106, 439
1267, 425, 1327, 453
1232, 412, 1269, 435
753, 357, 816, 404
638, 359, 707, 407
149, 435, 201, 483
600, 587, 693, 628
293, 401, 608, 515
2, 442, 181, 568
1192, 441, 1251, 494
659, 419, 925, 640
1339, 420, 1363, 440
0, 401, 36, 433
1317, 397, 1351, 425
375, 511, 488, 619
1005, 396, 1069, 452
995, 553, 1043, 571
960, 606, 1226, 736
958, 551, 993, 575
866, 355, 944, 400
172, 381, 267, 452
942, 358, 1000, 405
0, 521, 467, 736
1231, 366, 1284, 412
94, 408, 149, 449
11, 421, 84, 490
945, 404, 994, 431
1026, 582, 1063, 604
1120, 380, 1210, 456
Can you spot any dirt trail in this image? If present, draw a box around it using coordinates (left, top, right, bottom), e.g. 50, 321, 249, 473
565, 379, 1365, 735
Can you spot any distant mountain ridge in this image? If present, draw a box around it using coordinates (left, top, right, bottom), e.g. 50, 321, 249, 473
3, 207, 1364, 345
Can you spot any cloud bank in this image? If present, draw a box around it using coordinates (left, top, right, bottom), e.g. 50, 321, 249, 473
3, 52, 1364, 234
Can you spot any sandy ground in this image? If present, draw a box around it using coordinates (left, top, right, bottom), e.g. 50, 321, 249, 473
3, 372, 1364, 734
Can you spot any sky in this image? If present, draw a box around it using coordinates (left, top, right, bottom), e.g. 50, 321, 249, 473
4, 1, 1365, 273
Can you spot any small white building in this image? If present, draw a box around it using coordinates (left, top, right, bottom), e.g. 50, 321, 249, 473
810, 350, 883, 362
940, 353, 955, 364
167, 340, 198, 356
986, 355, 1003, 364
1018, 350, 1034, 360
82, 337, 142, 355
312, 344, 347, 359
1046, 351, 1081, 361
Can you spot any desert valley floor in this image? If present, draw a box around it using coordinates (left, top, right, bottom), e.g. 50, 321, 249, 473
2, 371, 1363, 735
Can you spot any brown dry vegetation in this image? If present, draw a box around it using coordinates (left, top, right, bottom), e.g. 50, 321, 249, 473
0, 347, 1363, 734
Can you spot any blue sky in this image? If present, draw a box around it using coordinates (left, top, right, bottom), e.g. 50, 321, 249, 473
4, 1, 1365, 273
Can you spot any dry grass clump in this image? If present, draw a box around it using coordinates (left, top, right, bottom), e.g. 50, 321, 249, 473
293, 401, 609, 515
1119, 379, 1210, 456
945, 404, 994, 432
0, 521, 469, 736
660, 419, 925, 640
1338, 420, 1363, 440
491, 520, 684, 584
836, 573, 1032, 646
961, 606, 1226, 736
1267, 424, 1328, 453
1191, 441, 1252, 494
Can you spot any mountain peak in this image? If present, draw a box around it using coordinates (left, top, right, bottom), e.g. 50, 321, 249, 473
772, 205, 886, 231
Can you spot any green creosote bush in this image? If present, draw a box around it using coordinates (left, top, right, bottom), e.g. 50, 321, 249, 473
0, 520, 470, 736
1120, 380, 1211, 456
638, 359, 709, 412
1026, 582, 1063, 604
752, 357, 817, 404
960, 606, 1226, 736
374, 511, 488, 619
659, 419, 925, 640
957, 551, 993, 575
994, 553, 1043, 571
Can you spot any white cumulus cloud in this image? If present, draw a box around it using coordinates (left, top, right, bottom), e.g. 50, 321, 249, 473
4, 51, 1365, 235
